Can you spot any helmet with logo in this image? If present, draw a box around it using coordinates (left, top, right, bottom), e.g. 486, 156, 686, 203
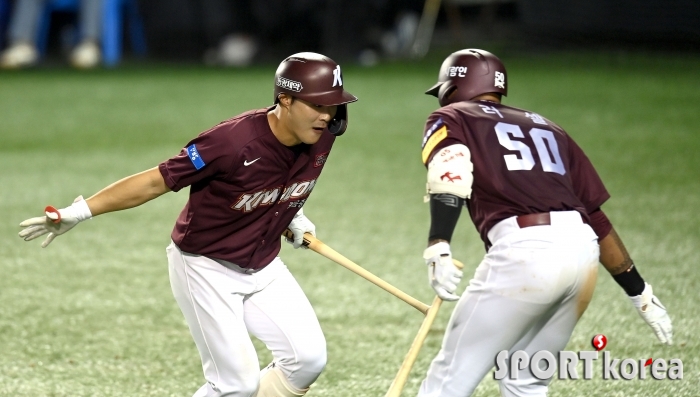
425, 49, 507, 107
274, 52, 358, 136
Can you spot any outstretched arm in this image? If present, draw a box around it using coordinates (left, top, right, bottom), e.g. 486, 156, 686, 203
19, 167, 170, 247
85, 167, 170, 216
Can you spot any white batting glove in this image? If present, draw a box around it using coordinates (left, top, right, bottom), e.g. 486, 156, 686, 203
423, 242, 463, 301
286, 208, 315, 249
18, 196, 92, 248
629, 283, 673, 345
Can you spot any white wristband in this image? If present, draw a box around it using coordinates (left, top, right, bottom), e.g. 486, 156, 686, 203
69, 198, 93, 221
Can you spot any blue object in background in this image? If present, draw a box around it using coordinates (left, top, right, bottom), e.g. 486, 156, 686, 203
36, 0, 147, 67
0, 0, 10, 48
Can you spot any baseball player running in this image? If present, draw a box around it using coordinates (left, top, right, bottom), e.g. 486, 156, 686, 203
417, 49, 672, 396
18, 52, 357, 397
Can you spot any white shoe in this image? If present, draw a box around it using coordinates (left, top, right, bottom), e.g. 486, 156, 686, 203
0, 43, 38, 69
70, 41, 101, 69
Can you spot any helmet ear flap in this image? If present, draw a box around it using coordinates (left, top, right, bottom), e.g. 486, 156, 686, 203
328, 104, 348, 136
438, 84, 458, 107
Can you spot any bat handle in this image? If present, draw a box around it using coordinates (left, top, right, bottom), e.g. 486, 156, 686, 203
282, 228, 312, 248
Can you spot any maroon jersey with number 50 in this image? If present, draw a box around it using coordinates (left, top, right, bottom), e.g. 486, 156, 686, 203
159, 107, 334, 270
421, 100, 610, 245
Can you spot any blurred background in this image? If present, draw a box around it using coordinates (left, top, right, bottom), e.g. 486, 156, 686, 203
2, 1, 699, 397
0, 0, 698, 68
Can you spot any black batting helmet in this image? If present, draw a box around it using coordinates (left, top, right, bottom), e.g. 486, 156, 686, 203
274, 52, 357, 136
425, 49, 507, 107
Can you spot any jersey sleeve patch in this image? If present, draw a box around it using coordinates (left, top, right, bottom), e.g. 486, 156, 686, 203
422, 118, 444, 147
187, 144, 206, 170
421, 126, 447, 164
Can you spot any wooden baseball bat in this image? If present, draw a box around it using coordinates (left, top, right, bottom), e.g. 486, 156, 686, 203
283, 230, 431, 315
384, 259, 465, 397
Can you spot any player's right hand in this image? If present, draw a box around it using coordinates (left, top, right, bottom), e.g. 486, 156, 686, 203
286, 208, 316, 249
423, 242, 463, 301
18, 196, 92, 248
629, 282, 673, 345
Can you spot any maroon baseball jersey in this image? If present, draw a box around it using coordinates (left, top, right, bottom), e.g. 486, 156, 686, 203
421, 100, 610, 245
159, 107, 335, 270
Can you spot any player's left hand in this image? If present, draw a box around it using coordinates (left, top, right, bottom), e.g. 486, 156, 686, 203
629, 282, 673, 345
286, 208, 316, 249
18, 196, 92, 248
424, 242, 463, 301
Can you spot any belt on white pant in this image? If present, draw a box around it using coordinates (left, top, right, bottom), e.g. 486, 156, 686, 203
487, 211, 587, 245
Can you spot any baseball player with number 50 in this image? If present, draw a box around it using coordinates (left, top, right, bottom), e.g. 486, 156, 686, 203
417, 49, 672, 396
18, 52, 357, 397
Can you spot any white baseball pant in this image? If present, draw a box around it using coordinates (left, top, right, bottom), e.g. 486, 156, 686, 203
166, 241, 326, 397
418, 211, 599, 397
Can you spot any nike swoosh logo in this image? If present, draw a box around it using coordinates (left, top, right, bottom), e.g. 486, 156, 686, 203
243, 157, 261, 166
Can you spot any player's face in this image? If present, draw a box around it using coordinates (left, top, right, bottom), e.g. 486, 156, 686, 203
287, 98, 337, 145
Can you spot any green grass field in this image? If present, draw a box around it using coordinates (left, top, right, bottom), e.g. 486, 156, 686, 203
2, 51, 699, 396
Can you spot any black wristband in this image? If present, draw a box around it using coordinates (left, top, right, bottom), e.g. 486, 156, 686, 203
612, 264, 646, 296
428, 194, 464, 242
